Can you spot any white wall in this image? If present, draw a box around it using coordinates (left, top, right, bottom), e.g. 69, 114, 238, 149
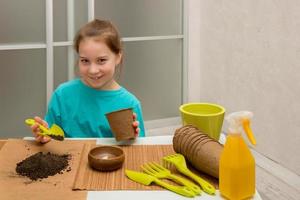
188, 0, 300, 175
187, 0, 201, 102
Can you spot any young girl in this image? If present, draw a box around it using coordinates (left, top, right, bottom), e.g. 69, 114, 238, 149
30, 19, 145, 143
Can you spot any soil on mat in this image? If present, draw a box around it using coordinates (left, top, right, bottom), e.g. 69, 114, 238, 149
16, 152, 71, 181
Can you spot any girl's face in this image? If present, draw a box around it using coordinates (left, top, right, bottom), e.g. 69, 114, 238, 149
78, 38, 122, 90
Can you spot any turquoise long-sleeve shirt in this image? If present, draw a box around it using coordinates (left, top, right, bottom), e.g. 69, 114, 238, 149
45, 79, 145, 138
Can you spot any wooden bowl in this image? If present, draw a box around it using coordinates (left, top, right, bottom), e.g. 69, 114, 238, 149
88, 146, 125, 171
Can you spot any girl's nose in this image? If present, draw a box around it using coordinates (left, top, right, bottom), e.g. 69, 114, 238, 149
88, 63, 100, 74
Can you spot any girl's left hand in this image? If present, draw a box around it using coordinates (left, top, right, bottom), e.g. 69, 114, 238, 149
132, 113, 140, 137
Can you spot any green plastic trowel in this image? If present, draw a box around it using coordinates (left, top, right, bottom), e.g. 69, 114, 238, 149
25, 118, 65, 141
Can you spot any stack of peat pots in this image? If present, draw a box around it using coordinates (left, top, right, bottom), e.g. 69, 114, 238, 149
173, 125, 223, 178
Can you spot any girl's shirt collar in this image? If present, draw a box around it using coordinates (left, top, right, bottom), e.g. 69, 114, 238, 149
78, 79, 124, 96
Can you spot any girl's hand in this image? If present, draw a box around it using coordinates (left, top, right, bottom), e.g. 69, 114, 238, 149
132, 113, 140, 137
30, 116, 51, 144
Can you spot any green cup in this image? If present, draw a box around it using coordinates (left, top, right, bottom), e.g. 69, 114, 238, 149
179, 103, 225, 140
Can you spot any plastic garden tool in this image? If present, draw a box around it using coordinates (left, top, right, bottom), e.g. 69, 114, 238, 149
25, 118, 65, 141
141, 162, 201, 195
125, 169, 195, 198
163, 153, 216, 195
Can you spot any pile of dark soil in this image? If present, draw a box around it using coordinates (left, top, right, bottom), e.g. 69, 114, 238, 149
16, 152, 71, 181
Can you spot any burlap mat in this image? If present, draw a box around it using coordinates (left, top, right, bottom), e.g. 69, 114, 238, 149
0, 139, 92, 200
73, 144, 218, 190
0, 140, 6, 150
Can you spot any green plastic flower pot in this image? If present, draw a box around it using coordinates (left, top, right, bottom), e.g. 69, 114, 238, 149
179, 103, 225, 140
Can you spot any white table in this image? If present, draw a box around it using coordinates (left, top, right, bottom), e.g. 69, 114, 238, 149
85, 135, 262, 200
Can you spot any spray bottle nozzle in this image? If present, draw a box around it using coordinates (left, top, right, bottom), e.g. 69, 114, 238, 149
242, 118, 256, 145
226, 111, 256, 145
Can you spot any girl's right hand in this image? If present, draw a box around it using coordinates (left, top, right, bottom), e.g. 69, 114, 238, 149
30, 116, 51, 144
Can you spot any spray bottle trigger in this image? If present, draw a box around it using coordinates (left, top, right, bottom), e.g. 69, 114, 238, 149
242, 119, 256, 145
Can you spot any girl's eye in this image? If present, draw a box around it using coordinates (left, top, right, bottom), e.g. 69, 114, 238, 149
97, 58, 107, 64
80, 59, 89, 64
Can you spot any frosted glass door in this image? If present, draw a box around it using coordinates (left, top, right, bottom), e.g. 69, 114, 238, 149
95, 0, 182, 37
0, 0, 45, 43
53, 0, 88, 42
121, 40, 182, 120
0, 50, 46, 137
54, 47, 68, 88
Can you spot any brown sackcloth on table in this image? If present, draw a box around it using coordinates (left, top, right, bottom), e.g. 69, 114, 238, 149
0, 139, 94, 200
0, 140, 6, 150
73, 144, 218, 190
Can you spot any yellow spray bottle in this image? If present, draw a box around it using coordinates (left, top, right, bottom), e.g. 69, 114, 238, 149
219, 111, 256, 200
